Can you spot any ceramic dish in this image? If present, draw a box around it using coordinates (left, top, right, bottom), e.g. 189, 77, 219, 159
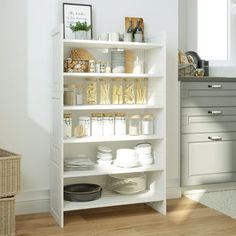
64, 183, 102, 202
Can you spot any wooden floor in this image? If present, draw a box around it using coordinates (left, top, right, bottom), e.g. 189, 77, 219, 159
16, 197, 236, 236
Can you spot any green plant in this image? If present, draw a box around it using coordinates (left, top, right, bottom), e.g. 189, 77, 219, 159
70, 21, 91, 32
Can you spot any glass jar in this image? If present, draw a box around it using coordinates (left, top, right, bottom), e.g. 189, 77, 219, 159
136, 78, 148, 104
64, 84, 75, 106
86, 78, 97, 105
64, 113, 72, 138
103, 113, 114, 136
74, 116, 90, 137
91, 113, 103, 136
142, 114, 154, 135
75, 84, 83, 105
112, 78, 123, 104
99, 78, 111, 104
89, 60, 95, 73
124, 78, 136, 104
128, 115, 141, 136
115, 113, 126, 136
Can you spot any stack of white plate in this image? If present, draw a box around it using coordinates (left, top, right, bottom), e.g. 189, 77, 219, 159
97, 146, 113, 167
135, 143, 153, 166
64, 156, 95, 171
111, 50, 125, 73
114, 149, 139, 168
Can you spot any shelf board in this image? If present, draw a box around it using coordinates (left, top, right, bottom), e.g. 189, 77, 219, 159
64, 104, 164, 111
64, 72, 163, 79
64, 135, 163, 144
63, 39, 163, 50
64, 190, 164, 211
64, 164, 164, 178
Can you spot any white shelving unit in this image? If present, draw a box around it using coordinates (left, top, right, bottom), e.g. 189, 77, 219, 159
51, 25, 166, 227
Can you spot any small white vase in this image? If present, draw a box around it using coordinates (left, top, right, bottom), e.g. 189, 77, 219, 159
75, 31, 88, 40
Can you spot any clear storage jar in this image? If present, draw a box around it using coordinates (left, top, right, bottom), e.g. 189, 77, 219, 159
115, 113, 126, 136
74, 116, 90, 137
103, 113, 114, 136
136, 78, 148, 104
64, 84, 76, 106
64, 113, 72, 138
128, 115, 141, 136
99, 78, 111, 104
75, 84, 83, 105
86, 78, 97, 105
124, 78, 136, 104
141, 114, 154, 135
91, 113, 103, 136
112, 78, 123, 104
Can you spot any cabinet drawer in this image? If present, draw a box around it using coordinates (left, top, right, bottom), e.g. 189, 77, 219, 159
181, 132, 236, 186
181, 90, 236, 107
181, 107, 236, 133
181, 82, 236, 90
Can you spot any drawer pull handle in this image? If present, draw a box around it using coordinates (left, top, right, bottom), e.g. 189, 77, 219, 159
208, 84, 222, 88
208, 110, 223, 115
208, 136, 222, 141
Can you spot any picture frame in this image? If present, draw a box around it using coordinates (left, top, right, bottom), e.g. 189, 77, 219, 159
63, 3, 92, 39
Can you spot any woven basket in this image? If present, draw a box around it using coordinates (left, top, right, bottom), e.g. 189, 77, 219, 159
0, 149, 20, 198
0, 197, 15, 236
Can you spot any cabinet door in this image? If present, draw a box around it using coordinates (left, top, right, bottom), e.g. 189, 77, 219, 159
181, 132, 236, 186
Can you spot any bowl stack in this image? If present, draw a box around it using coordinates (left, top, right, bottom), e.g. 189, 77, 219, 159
111, 50, 125, 73
114, 149, 139, 168
135, 143, 153, 166
97, 146, 113, 166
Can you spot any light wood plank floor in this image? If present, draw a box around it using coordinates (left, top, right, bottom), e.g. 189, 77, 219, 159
16, 197, 236, 236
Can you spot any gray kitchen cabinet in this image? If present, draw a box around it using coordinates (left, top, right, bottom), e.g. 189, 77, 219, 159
180, 81, 236, 186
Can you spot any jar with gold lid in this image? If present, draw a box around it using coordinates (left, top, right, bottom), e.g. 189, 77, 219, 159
128, 115, 141, 136
103, 113, 114, 136
112, 78, 123, 104
64, 113, 72, 138
115, 113, 126, 136
64, 84, 76, 106
86, 78, 97, 105
91, 113, 103, 136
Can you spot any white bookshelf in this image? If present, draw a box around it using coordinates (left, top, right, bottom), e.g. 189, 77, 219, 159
51, 25, 166, 227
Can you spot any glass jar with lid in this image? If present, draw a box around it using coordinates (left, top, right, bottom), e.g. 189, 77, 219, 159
64, 84, 76, 106
91, 113, 103, 136
103, 113, 114, 136
141, 114, 154, 135
128, 115, 141, 136
64, 113, 72, 138
85, 78, 97, 105
115, 113, 126, 136
99, 78, 111, 104
136, 78, 148, 104
74, 116, 90, 137
124, 78, 136, 104
112, 78, 123, 104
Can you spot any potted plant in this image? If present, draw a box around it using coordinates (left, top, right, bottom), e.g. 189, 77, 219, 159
70, 21, 91, 40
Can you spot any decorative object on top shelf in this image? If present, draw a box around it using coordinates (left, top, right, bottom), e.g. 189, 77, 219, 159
125, 17, 144, 43
70, 21, 91, 40
63, 3, 92, 39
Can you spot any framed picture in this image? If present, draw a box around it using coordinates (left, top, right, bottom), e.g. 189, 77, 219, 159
63, 3, 92, 39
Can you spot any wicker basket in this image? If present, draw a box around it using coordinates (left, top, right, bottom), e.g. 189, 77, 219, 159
0, 197, 15, 236
0, 149, 20, 198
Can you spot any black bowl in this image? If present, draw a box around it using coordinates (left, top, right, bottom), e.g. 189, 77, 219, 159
64, 183, 102, 202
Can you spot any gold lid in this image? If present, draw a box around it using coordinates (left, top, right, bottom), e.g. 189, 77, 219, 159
129, 114, 141, 119
115, 113, 126, 117
64, 113, 72, 118
103, 113, 114, 117
91, 113, 103, 117
143, 114, 154, 119
86, 78, 97, 82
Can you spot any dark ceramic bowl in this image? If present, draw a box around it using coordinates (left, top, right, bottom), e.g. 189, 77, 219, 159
64, 183, 102, 202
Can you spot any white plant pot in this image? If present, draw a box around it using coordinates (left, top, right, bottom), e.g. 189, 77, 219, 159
75, 31, 88, 40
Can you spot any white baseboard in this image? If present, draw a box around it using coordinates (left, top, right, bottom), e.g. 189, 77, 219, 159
15, 189, 50, 215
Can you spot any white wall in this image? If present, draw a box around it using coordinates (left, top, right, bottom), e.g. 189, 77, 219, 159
0, 0, 179, 214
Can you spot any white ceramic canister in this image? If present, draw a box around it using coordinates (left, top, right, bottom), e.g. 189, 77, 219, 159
64, 114, 72, 138
91, 113, 103, 136
114, 113, 126, 136
103, 113, 114, 136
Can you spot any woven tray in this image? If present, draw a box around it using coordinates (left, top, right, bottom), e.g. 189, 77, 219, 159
0, 197, 15, 236
0, 149, 20, 198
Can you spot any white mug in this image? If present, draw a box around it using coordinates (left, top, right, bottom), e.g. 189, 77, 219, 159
124, 33, 133, 42
98, 33, 109, 41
